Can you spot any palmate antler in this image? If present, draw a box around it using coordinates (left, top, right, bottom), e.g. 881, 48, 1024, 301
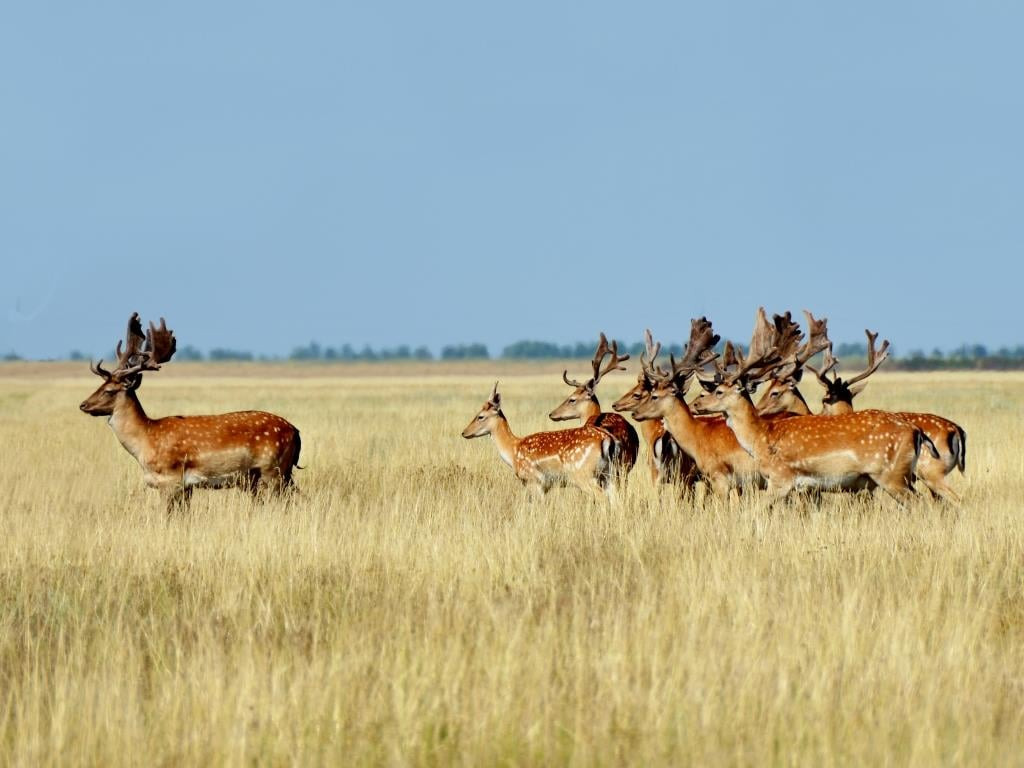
91, 313, 146, 380
668, 316, 720, 382
712, 308, 803, 388
770, 310, 831, 382
640, 318, 720, 388
563, 332, 630, 390
90, 313, 177, 380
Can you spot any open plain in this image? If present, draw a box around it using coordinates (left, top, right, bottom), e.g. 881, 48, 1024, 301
1, 362, 1022, 766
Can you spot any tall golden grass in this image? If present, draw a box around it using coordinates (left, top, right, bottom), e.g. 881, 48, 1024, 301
0, 363, 1021, 765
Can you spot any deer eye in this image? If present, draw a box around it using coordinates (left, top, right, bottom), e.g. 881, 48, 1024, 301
569, 398, 576, 403
771, 391, 780, 398
477, 414, 485, 420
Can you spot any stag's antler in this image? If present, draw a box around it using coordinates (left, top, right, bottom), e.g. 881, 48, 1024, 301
721, 308, 802, 387
563, 332, 630, 390
92, 313, 177, 380
668, 316, 720, 383
144, 317, 177, 368
842, 329, 890, 386
807, 327, 889, 394
91, 312, 146, 380
806, 346, 840, 389
768, 310, 830, 381
640, 329, 673, 385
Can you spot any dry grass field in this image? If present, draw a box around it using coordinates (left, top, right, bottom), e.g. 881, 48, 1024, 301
1, 361, 1022, 766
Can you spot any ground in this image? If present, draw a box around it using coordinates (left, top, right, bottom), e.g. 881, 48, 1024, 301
0, 362, 1021, 765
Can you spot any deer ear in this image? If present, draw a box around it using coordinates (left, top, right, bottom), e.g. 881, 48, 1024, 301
698, 379, 716, 393
792, 368, 804, 382
119, 373, 142, 391
848, 382, 867, 397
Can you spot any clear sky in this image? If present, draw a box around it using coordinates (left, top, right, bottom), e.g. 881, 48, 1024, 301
2, 1, 1021, 359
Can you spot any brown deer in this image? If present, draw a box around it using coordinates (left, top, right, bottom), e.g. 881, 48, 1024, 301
79, 313, 301, 510
754, 310, 831, 418
804, 332, 966, 501
610, 330, 698, 488
691, 309, 935, 508
758, 323, 966, 502
548, 333, 639, 480
631, 319, 765, 498
462, 382, 619, 499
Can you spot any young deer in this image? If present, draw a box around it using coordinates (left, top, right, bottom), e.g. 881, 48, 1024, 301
548, 333, 639, 480
462, 382, 619, 499
80, 313, 301, 510
761, 324, 966, 502
631, 319, 764, 498
610, 330, 697, 488
691, 309, 935, 508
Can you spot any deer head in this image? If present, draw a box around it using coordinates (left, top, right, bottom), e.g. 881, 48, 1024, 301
632, 318, 720, 421
691, 308, 802, 415
462, 381, 504, 438
807, 328, 891, 412
612, 329, 660, 413
549, 333, 629, 421
80, 313, 177, 416
755, 310, 830, 416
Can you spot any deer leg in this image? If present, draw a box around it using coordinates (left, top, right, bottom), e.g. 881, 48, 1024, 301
163, 485, 192, 515
915, 467, 961, 503
871, 472, 917, 508
602, 476, 619, 504
761, 475, 795, 515
246, 469, 263, 497
709, 474, 732, 500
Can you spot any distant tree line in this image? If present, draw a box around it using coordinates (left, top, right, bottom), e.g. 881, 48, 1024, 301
6, 339, 1024, 369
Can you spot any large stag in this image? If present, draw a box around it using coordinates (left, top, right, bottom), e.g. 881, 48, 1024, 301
547, 333, 639, 480
691, 309, 936, 507
759, 322, 966, 501
80, 313, 301, 510
753, 310, 830, 417
611, 330, 697, 488
631, 318, 764, 498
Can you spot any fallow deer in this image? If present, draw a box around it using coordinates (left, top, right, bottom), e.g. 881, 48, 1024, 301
754, 310, 831, 418
756, 320, 966, 502
610, 330, 697, 488
631, 319, 764, 498
691, 309, 936, 508
548, 333, 639, 480
803, 331, 967, 501
80, 313, 301, 511
462, 382, 619, 499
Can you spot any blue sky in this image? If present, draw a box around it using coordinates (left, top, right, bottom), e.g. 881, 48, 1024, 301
2, 1, 1021, 358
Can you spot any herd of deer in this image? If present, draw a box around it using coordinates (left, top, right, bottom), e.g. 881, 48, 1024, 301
462, 309, 966, 508
79, 311, 964, 512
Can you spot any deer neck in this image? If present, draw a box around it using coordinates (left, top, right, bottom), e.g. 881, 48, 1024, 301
580, 398, 601, 423
659, 395, 703, 454
790, 390, 812, 415
107, 390, 153, 461
828, 400, 854, 415
720, 394, 769, 459
638, 418, 665, 448
489, 414, 521, 469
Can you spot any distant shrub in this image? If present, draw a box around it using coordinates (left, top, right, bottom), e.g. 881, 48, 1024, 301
441, 343, 489, 360
208, 348, 254, 361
